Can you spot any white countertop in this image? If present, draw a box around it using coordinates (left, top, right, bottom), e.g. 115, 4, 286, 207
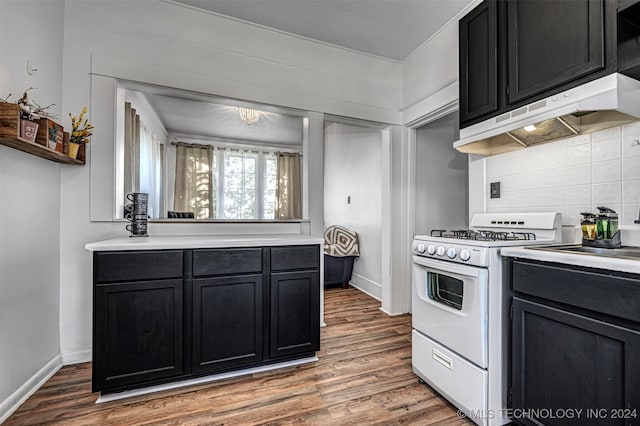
85, 234, 324, 252
501, 246, 640, 275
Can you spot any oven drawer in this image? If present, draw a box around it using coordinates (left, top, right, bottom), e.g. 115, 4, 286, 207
412, 330, 488, 417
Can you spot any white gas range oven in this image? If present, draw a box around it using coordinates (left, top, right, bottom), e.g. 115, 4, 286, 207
411, 212, 562, 426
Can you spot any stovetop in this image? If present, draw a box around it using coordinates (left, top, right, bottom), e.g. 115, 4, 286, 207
412, 212, 563, 266
429, 229, 537, 242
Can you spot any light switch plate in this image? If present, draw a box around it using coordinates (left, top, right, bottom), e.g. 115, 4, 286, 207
490, 182, 501, 199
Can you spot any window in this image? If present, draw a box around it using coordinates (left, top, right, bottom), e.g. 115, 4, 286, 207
174, 142, 284, 220
217, 150, 277, 219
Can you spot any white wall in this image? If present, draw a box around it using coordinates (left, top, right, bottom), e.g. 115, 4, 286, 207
0, 0, 65, 421
415, 113, 469, 234
474, 122, 640, 240
401, 0, 480, 125
57, 1, 402, 362
324, 123, 382, 298
71, 0, 403, 124
382, 125, 413, 314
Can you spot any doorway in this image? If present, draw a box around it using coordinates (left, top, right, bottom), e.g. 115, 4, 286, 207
323, 121, 384, 300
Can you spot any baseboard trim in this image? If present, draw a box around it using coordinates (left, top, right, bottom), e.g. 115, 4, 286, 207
0, 355, 63, 424
379, 307, 406, 316
350, 273, 382, 300
96, 356, 318, 403
61, 349, 92, 365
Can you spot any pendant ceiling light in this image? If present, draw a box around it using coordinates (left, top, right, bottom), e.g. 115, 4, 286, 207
238, 107, 260, 125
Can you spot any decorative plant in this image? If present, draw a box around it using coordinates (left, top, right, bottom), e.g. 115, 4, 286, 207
15, 87, 56, 120
69, 107, 94, 144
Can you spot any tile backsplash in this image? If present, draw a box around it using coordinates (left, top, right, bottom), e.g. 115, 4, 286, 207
484, 121, 640, 228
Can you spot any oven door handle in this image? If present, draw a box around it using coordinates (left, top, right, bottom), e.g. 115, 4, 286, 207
412, 255, 483, 278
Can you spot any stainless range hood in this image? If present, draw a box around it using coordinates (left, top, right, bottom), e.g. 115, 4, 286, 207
454, 73, 640, 156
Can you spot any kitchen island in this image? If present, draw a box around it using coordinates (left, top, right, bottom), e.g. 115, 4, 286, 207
85, 234, 323, 399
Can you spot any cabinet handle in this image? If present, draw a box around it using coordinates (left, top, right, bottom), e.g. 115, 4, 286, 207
432, 348, 453, 370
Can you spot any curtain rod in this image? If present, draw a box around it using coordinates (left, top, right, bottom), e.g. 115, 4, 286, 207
171, 141, 212, 149
171, 141, 302, 156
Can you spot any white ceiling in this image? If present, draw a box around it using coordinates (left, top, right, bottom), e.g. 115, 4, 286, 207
172, 0, 472, 61
122, 81, 305, 146
145, 94, 304, 146
130, 1, 475, 143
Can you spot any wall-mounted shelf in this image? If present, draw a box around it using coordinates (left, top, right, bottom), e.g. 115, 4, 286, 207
0, 103, 85, 165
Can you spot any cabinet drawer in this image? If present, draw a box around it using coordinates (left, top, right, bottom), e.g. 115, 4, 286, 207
271, 245, 319, 271
513, 260, 640, 323
95, 251, 183, 283
412, 330, 487, 414
193, 248, 262, 277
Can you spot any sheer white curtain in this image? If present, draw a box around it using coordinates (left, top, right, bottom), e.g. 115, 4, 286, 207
139, 125, 164, 218
173, 143, 216, 219
262, 152, 277, 219
124, 102, 166, 216
275, 152, 302, 219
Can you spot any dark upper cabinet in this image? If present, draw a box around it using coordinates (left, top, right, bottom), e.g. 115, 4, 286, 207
507, 0, 606, 104
93, 279, 184, 392
192, 275, 263, 373
459, 0, 498, 124
459, 0, 618, 128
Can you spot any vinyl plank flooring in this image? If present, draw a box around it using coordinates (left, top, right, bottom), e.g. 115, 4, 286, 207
5, 287, 472, 425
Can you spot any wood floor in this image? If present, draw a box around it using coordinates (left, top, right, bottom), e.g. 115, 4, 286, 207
5, 287, 472, 425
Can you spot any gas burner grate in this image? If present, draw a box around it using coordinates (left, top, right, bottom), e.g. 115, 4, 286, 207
429, 229, 537, 241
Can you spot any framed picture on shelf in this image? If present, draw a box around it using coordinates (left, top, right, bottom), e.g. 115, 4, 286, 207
19, 119, 39, 143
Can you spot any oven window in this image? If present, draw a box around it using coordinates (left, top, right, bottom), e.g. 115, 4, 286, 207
427, 272, 463, 310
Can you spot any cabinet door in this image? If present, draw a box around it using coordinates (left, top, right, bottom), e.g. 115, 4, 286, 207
192, 275, 263, 373
93, 279, 183, 392
507, 0, 605, 104
270, 271, 320, 359
459, 0, 498, 126
512, 297, 640, 425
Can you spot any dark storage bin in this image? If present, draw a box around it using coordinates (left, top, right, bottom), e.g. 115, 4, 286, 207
324, 255, 356, 289
323, 225, 360, 289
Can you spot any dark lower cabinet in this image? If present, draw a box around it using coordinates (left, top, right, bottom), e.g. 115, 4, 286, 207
270, 271, 320, 358
512, 297, 640, 426
93, 279, 183, 392
92, 244, 320, 393
192, 275, 262, 373
508, 259, 640, 426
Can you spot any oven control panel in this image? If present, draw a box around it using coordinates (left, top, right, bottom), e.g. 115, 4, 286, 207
412, 239, 490, 267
